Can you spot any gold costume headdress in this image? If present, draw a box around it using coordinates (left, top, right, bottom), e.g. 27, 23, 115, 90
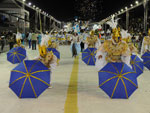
16, 39, 21, 45
90, 30, 95, 36
39, 35, 53, 58
39, 45, 47, 58
112, 28, 121, 43
106, 16, 121, 43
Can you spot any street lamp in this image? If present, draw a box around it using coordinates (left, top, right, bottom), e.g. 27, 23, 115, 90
22, 0, 26, 2
135, 1, 139, 5
130, 4, 133, 7
125, 7, 128, 10
28, 2, 32, 6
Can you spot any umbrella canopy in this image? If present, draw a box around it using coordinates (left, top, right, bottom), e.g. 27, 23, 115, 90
9, 60, 50, 98
7, 47, 26, 64
142, 52, 150, 70
130, 55, 144, 77
82, 48, 97, 66
98, 63, 138, 99
47, 48, 60, 59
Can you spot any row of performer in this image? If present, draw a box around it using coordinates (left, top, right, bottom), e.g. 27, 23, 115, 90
6, 16, 150, 99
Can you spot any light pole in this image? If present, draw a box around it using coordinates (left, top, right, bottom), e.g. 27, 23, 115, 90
43, 14, 46, 31
126, 10, 129, 30
22, 0, 26, 33
144, 0, 148, 34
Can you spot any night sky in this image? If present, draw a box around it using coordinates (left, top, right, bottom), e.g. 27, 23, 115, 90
28, 0, 142, 22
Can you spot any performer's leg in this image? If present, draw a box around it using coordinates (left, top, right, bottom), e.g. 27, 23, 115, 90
29, 40, 31, 48
32, 41, 34, 50
35, 41, 37, 50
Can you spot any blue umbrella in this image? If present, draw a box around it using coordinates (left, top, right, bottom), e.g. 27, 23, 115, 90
142, 52, 150, 70
7, 47, 26, 64
47, 48, 60, 59
130, 55, 144, 77
82, 48, 97, 66
9, 60, 50, 98
99, 63, 138, 99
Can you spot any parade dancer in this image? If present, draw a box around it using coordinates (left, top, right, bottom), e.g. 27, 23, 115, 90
14, 32, 25, 48
70, 32, 81, 57
141, 29, 150, 55
35, 35, 57, 88
95, 17, 131, 71
121, 29, 138, 55
84, 30, 101, 50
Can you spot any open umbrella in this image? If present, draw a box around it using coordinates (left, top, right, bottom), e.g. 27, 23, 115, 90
7, 47, 26, 64
142, 52, 150, 70
82, 48, 97, 66
130, 55, 144, 77
9, 60, 50, 98
47, 48, 60, 59
98, 62, 138, 99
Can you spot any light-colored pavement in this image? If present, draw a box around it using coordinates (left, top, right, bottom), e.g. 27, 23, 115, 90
0, 45, 150, 113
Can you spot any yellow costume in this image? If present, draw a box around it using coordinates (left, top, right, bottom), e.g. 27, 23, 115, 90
14, 39, 25, 48
48, 40, 58, 49
103, 28, 129, 62
85, 30, 101, 49
121, 30, 138, 54
38, 45, 57, 69
47, 39, 59, 65
141, 29, 150, 55
95, 16, 132, 71
103, 40, 128, 62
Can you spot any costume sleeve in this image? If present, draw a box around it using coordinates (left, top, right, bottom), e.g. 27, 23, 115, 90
95, 45, 107, 71
141, 38, 145, 55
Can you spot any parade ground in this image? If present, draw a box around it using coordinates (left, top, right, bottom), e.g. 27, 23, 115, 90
0, 45, 150, 113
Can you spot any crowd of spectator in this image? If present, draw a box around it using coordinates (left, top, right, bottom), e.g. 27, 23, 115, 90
0, 30, 43, 54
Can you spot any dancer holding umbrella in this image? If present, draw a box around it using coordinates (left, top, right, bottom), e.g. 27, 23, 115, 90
96, 16, 138, 99
9, 34, 58, 98
35, 35, 58, 88
121, 29, 144, 77
141, 29, 150, 55
7, 31, 27, 64
95, 16, 131, 71
141, 29, 150, 70
47, 39, 60, 65
14, 31, 25, 48
84, 30, 101, 50
82, 30, 101, 66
